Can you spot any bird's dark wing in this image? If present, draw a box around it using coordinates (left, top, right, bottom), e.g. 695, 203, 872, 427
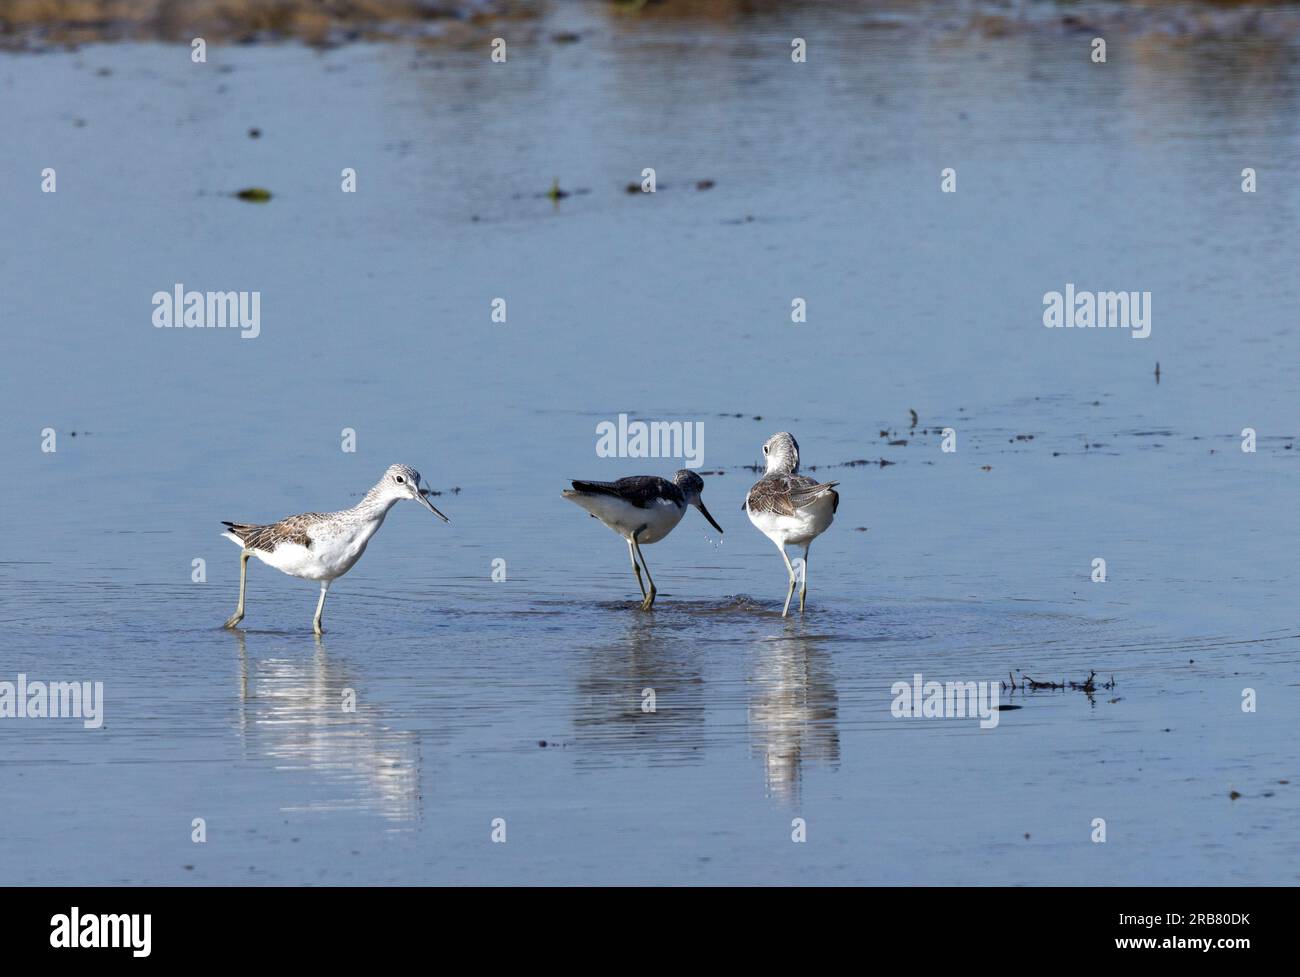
744, 475, 839, 516
569, 476, 680, 509
222, 514, 319, 551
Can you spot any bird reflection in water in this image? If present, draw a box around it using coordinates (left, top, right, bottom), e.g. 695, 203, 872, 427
231, 629, 421, 826
748, 631, 839, 803
571, 612, 706, 766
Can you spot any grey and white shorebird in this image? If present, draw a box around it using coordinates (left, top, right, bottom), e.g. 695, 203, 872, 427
220, 463, 448, 634
563, 470, 723, 610
743, 433, 839, 617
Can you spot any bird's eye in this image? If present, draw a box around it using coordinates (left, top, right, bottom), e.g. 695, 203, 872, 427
763, 445, 769, 454
395, 475, 405, 483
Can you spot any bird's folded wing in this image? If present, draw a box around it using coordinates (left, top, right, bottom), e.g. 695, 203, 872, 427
746, 476, 839, 516
222, 515, 318, 551
570, 476, 674, 509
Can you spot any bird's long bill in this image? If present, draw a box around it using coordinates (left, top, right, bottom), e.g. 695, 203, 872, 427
695, 500, 723, 534
417, 488, 450, 523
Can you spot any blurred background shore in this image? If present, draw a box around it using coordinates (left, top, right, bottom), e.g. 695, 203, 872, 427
7, 0, 1300, 52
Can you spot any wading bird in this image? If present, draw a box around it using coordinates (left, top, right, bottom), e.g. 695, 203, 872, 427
743, 433, 838, 616
563, 470, 723, 610
220, 464, 448, 634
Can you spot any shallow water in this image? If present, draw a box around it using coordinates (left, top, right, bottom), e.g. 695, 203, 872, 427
1, 1, 1298, 884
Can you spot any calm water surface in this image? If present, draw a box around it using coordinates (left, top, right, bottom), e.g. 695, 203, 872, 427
1, 1, 1298, 884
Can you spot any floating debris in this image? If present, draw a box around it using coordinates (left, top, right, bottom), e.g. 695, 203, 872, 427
1003, 671, 1117, 697
909, 409, 918, 427
696, 179, 715, 190
248, 127, 261, 138
235, 187, 272, 203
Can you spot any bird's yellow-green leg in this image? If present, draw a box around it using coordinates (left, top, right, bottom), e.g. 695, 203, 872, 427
627, 538, 647, 599
224, 550, 252, 629
313, 580, 330, 636
632, 530, 656, 610
778, 544, 797, 618
799, 544, 810, 613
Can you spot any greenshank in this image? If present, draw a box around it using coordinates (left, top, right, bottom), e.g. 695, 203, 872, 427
220, 463, 448, 634
743, 433, 839, 617
563, 470, 723, 610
